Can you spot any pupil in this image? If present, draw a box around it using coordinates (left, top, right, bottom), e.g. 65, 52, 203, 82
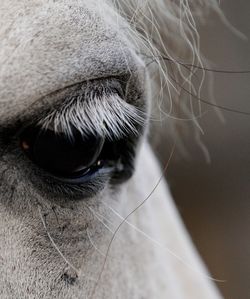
20, 127, 104, 178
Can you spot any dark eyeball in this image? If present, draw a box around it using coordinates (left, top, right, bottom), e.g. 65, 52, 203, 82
20, 126, 105, 179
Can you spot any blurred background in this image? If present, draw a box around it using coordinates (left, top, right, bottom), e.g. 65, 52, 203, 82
154, 1, 250, 298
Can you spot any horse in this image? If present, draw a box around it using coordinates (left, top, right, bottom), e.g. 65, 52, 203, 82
0, 0, 223, 298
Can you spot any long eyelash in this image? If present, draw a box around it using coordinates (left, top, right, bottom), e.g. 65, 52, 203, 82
37, 91, 146, 141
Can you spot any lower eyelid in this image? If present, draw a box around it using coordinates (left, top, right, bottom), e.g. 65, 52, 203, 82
50, 164, 114, 185
43, 172, 110, 199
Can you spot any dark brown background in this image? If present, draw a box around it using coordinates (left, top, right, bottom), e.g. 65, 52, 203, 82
156, 1, 250, 298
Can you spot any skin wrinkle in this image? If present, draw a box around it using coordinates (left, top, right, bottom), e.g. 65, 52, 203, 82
0, 1, 223, 299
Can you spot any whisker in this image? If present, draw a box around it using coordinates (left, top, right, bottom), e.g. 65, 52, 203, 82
88, 206, 115, 235
87, 228, 108, 258
104, 204, 225, 283
38, 206, 79, 275
89, 141, 176, 299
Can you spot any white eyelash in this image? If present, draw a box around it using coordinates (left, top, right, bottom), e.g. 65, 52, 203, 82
38, 93, 146, 140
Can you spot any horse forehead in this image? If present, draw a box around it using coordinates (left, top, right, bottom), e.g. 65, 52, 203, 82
0, 0, 133, 121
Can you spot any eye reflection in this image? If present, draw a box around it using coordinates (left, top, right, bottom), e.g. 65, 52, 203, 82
20, 126, 105, 179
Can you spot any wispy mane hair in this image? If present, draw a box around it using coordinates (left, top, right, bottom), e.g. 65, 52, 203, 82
111, 0, 222, 149
40, 0, 222, 147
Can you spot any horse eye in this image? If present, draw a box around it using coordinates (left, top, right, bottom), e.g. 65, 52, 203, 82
20, 126, 105, 179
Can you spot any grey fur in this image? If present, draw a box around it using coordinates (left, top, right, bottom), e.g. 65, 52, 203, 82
0, 1, 222, 298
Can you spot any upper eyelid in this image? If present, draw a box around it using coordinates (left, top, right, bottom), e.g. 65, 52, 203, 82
25, 75, 127, 118
1, 79, 97, 130
38, 95, 145, 140
0, 82, 85, 135
6, 77, 117, 122
0, 81, 93, 136
32, 80, 145, 138
1, 76, 146, 143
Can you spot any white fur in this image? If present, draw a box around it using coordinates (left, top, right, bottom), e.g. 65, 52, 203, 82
0, 1, 223, 298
